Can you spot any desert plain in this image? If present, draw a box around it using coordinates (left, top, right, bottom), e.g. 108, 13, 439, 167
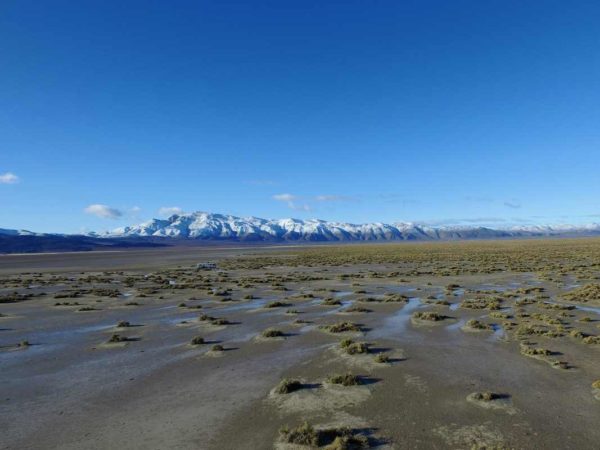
1, 239, 600, 449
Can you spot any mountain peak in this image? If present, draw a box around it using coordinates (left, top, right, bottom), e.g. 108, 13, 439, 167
101, 212, 600, 242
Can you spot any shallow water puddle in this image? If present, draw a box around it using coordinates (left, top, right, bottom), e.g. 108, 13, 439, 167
324, 300, 353, 315
369, 297, 425, 339
446, 318, 466, 332
334, 291, 353, 298
575, 304, 600, 315
219, 298, 268, 312
386, 285, 418, 295
473, 283, 513, 292
164, 313, 202, 325
155, 304, 178, 311
488, 323, 506, 342
0, 342, 64, 362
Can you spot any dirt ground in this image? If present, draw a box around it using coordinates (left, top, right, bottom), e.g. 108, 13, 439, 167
1, 240, 599, 449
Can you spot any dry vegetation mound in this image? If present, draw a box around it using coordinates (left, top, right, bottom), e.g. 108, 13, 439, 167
561, 284, 600, 305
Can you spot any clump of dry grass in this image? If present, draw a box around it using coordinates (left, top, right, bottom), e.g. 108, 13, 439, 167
551, 360, 569, 370
266, 300, 289, 308
327, 373, 362, 386
340, 339, 369, 355
520, 345, 551, 357
261, 328, 284, 338
515, 324, 563, 338
561, 284, 600, 305
293, 319, 311, 325
345, 305, 371, 313
321, 322, 362, 333
519, 344, 568, 368
470, 391, 501, 401
374, 353, 390, 363
531, 313, 562, 325
539, 302, 575, 311
460, 297, 502, 310
383, 293, 409, 303
582, 335, 600, 345
465, 319, 493, 330
107, 334, 131, 343
190, 336, 205, 345
357, 297, 381, 303
116, 321, 131, 328
339, 338, 354, 348
210, 318, 230, 326
274, 378, 303, 394
322, 297, 342, 306
279, 422, 370, 448
279, 422, 318, 446
325, 434, 369, 449
489, 312, 512, 319
412, 311, 446, 321
0, 292, 33, 303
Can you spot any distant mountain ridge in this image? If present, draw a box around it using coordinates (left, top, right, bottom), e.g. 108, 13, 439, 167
3, 212, 600, 253
0, 228, 39, 236
102, 211, 600, 242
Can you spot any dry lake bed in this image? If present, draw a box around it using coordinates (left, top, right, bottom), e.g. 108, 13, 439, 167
1, 239, 600, 449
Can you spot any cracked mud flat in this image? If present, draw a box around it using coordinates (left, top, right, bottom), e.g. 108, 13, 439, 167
1, 240, 600, 449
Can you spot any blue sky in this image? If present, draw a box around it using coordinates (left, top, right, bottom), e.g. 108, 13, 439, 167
1, 1, 600, 233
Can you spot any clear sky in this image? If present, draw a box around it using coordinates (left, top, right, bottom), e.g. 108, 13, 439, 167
1, 1, 600, 233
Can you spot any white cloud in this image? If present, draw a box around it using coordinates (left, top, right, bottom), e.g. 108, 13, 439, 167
273, 193, 296, 202
315, 194, 356, 202
84, 204, 123, 219
0, 172, 19, 184
158, 206, 184, 217
130, 206, 142, 214
272, 193, 311, 212
292, 203, 312, 211
315, 195, 339, 202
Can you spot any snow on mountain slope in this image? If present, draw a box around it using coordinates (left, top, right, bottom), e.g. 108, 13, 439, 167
102, 211, 600, 242
0, 228, 39, 236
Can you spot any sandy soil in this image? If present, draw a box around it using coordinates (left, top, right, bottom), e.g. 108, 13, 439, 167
1, 240, 599, 449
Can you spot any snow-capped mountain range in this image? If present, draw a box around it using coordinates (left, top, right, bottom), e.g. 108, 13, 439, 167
3, 212, 600, 253
99, 211, 600, 242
